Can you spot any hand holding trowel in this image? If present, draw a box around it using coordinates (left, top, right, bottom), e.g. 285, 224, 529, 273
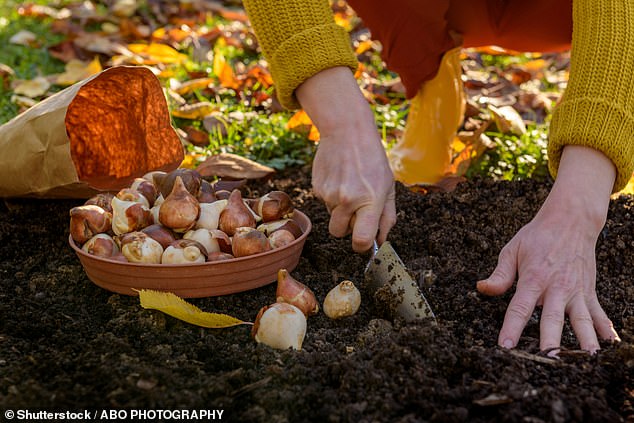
364, 240, 436, 323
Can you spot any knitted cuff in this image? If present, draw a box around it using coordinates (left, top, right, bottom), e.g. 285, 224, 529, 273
549, 98, 634, 192
269, 23, 358, 110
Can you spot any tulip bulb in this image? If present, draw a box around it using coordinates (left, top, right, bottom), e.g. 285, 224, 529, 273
115, 188, 150, 209
111, 196, 152, 236
323, 280, 361, 319
218, 190, 256, 236
154, 168, 201, 198
130, 177, 158, 206
70, 205, 113, 244
141, 224, 177, 249
183, 228, 231, 254
232, 227, 271, 257
119, 232, 164, 263
84, 193, 114, 213
269, 229, 295, 249
253, 191, 294, 222
195, 200, 227, 230
162, 239, 207, 264
207, 251, 235, 262
159, 176, 200, 233
197, 179, 217, 203
252, 303, 307, 350
257, 219, 303, 238
276, 269, 319, 317
81, 233, 119, 258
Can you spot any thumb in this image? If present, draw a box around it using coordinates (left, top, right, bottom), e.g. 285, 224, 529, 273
477, 243, 518, 296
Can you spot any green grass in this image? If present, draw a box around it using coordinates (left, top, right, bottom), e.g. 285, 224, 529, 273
0, 0, 552, 182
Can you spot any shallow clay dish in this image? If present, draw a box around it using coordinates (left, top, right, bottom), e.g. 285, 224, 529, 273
70, 211, 312, 298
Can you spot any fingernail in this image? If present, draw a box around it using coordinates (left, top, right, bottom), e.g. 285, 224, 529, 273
502, 339, 514, 349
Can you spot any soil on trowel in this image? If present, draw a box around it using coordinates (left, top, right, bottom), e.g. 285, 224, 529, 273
1, 166, 632, 422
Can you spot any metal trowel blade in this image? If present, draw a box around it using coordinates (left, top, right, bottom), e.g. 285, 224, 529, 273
364, 241, 435, 322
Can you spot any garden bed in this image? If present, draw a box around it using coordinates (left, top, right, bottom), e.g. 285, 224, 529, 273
0, 167, 631, 422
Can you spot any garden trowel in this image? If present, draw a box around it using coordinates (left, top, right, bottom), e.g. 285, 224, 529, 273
364, 241, 436, 322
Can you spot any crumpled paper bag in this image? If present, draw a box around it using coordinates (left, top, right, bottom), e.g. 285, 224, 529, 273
0, 65, 183, 198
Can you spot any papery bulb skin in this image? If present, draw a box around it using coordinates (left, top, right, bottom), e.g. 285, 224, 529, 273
257, 219, 303, 238
218, 190, 256, 236
119, 232, 164, 264
252, 302, 307, 350
158, 176, 201, 233
141, 224, 177, 250
269, 229, 295, 249
276, 269, 319, 317
111, 196, 152, 236
195, 200, 227, 230
232, 227, 271, 257
323, 280, 362, 319
254, 191, 294, 222
183, 228, 231, 254
115, 187, 150, 209
154, 168, 201, 198
161, 239, 207, 264
143, 170, 166, 184
84, 193, 115, 213
130, 177, 158, 206
197, 179, 217, 203
70, 205, 113, 244
81, 233, 119, 258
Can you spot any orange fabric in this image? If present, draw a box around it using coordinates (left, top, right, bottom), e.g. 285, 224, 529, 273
348, 0, 572, 98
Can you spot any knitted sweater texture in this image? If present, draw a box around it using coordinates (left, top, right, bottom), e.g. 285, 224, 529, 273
243, 0, 634, 191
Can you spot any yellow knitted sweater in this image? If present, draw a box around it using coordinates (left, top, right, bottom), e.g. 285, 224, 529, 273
243, 0, 634, 191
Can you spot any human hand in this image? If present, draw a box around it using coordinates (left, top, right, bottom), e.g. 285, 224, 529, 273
477, 146, 621, 354
296, 67, 396, 252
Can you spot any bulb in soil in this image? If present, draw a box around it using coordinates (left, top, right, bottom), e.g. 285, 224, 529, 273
323, 280, 361, 319
252, 302, 307, 350
276, 269, 319, 317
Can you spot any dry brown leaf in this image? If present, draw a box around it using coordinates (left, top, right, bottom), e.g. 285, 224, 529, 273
195, 153, 275, 180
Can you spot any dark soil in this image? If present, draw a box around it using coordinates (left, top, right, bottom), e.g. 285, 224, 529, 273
1, 167, 632, 422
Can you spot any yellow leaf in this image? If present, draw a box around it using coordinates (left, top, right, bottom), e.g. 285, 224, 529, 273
286, 110, 313, 130
55, 57, 102, 85
355, 39, 373, 55
138, 289, 251, 328
212, 51, 239, 89
171, 102, 217, 119
13, 76, 50, 97
127, 42, 187, 64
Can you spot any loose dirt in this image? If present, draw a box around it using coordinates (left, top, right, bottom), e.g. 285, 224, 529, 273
1, 167, 632, 422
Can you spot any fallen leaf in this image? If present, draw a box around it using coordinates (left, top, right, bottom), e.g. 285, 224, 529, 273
127, 42, 188, 64
13, 76, 51, 98
55, 57, 103, 85
195, 153, 275, 180
286, 110, 321, 142
171, 102, 217, 119
213, 50, 239, 89
9, 30, 37, 46
173, 77, 215, 95
138, 289, 251, 328
488, 105, 526, 135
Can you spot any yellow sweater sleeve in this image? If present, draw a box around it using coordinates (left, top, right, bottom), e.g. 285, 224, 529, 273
549, 0, 634, 192
242, 0, 358, 110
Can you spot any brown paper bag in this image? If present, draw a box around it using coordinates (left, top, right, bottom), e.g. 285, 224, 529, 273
0, 66, 184, 198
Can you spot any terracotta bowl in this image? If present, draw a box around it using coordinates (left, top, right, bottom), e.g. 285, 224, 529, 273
70, 211, 312, 298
